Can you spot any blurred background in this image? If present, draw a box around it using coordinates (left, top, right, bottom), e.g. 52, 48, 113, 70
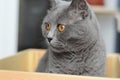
0, 0, 120, 58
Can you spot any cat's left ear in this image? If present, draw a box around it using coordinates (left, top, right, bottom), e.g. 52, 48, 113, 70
68, 0, 89, 19
50, 0, 61, 8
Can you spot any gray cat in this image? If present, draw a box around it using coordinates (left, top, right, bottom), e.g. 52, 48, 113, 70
36, 0, 106, 77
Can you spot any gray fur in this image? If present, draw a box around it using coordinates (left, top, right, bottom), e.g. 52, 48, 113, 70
36, 0, 106, 77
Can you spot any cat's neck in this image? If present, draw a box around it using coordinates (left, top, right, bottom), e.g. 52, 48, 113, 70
47, 45, 94, 74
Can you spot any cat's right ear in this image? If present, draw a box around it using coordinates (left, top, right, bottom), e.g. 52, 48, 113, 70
68, 0, 89, 19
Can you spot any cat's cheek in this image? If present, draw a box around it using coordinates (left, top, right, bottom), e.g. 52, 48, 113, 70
42, 30, 49, 39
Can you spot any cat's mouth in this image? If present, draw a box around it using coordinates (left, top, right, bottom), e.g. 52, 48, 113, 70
49, 43, 66, 53
49, 41, 65, 50
50, 43, 63, 49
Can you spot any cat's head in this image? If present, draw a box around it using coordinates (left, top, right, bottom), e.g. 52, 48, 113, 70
42, 0, 99, 51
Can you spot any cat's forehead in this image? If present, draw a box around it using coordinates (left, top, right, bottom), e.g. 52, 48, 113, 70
44, 3, 70, 25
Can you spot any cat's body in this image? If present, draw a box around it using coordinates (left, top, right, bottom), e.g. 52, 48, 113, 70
36, 0, 106, 77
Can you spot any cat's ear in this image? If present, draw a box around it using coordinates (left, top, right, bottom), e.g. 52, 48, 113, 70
50, 0, 61, 8
68, 0, 89, 19
50, 0, 56, 8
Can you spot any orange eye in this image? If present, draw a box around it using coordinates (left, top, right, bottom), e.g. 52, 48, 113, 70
57, 24, 65, 32
45, 23, 51, 31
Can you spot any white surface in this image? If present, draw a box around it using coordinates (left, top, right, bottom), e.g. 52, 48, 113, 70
0, 0, 19, 58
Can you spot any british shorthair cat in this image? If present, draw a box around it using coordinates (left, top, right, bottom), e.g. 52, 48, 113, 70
36, 0, 106, 77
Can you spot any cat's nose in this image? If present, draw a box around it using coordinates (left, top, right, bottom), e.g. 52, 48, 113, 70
47, 38, 53, 43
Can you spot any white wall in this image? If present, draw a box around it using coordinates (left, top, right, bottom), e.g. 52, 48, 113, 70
0, 0, 19, 58
97, 15, 116, 53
